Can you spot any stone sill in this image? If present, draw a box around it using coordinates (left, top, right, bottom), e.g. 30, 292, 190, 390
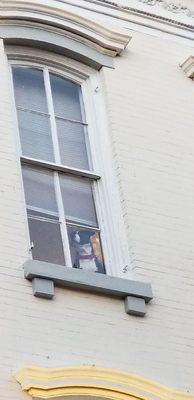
24, 260, 153, 316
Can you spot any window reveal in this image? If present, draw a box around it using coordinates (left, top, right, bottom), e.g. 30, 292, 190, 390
12, 66, 105, 274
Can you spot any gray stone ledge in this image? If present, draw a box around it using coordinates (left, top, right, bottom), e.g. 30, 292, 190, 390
24, 260, 153, 304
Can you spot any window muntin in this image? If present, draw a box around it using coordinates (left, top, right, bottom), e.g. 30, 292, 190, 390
12, 65, 105, 274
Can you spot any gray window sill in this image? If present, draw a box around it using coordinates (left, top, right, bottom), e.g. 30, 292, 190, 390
24, 260, 153, 316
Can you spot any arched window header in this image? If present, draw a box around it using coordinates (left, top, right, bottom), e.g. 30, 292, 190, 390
15, 365, 194, 400
0, 1, 131, 69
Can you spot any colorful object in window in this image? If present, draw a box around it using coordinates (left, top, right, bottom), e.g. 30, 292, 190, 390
70, 229, 105, 273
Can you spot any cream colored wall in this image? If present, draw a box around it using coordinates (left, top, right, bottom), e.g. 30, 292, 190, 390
101, 30, 194, 390
1, 9, 194, 400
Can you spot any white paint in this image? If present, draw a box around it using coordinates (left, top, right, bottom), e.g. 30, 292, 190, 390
1, 2, 194, 400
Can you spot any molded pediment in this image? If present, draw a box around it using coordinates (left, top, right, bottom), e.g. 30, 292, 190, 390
0, 0, 131, 68
15, 365, 194, 399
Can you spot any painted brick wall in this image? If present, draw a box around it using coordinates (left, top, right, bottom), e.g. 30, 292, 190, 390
101, 30, 194, 392
1, 22, 194, 400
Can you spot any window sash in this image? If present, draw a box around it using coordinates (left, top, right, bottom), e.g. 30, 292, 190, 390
11, 62, 109, 274
8, 52, 131, 279
12, 65, 93, 171
21, 163, 103, 270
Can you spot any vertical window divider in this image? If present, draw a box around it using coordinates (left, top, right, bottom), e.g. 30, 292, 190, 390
44, 67, 61, 164
44, 67, 72, 268
78, 88, 93, 171
54, 172, 73, 268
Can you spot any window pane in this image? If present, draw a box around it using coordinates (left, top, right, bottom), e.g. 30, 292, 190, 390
60, 175, 98, 227
28, 217, 65, 265
22, 166, 58, 216
67, 225, 105, 273
56, 118, 89, 170
50, 74, 83, 121
12, 67, 48, 112
18, 109, 54, 162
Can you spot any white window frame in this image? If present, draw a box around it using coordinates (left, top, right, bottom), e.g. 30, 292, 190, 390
7, 46, 130, 279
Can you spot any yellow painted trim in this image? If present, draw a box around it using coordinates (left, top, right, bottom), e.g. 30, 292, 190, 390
14, 365, 194, 400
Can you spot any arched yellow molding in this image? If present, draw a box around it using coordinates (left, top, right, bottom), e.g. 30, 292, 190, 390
0, 0, 131, 57
15, 365, 194, 400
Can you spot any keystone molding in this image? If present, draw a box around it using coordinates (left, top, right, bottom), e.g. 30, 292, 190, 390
15, 365, 194, 399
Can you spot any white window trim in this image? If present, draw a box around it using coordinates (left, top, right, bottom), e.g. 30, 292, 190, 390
7, 46, 131, 279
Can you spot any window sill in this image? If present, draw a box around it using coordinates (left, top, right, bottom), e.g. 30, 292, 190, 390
24, 260, 153, 316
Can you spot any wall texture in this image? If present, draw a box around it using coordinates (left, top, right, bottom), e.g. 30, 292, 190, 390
0, 2, 194, 399
102, 30, 194, 391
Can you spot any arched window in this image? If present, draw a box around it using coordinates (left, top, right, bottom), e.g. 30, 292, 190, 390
0, 0, 131, 280
1, 6, 152, 311
11, 63, 106, 273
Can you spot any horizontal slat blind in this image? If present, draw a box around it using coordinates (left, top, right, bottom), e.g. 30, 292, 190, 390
12, 67, 48, 112
18, 110, 54, 162
59, 174, 98, 227
56, 119, 89, 169
50, 73, 83, 121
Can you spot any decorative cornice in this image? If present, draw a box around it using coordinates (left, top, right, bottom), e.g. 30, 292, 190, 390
95, 0, 194, 31
0, 0, 131, 57
15, 365, 194, 399
132, 0, 194, 19
98, 0, 194, 19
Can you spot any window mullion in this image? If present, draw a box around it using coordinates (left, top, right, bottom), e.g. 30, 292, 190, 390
78, 87, 93, 171
44, 67, 61, 164
54, 172, 72, 268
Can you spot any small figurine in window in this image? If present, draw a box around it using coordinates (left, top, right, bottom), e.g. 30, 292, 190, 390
70, 230, 105, 273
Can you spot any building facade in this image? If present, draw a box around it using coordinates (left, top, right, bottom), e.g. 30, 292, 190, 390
1, 0, 194, 399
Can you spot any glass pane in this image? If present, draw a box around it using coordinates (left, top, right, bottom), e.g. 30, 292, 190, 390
56, 118, 89, 170
50, 74, 83, 121
67, 225, 105, 274
12, 67, 48, 112
60, 175, 98, 227
28, 217, 65, 265
18, 109, 54, 162
22, 165, 58, 216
